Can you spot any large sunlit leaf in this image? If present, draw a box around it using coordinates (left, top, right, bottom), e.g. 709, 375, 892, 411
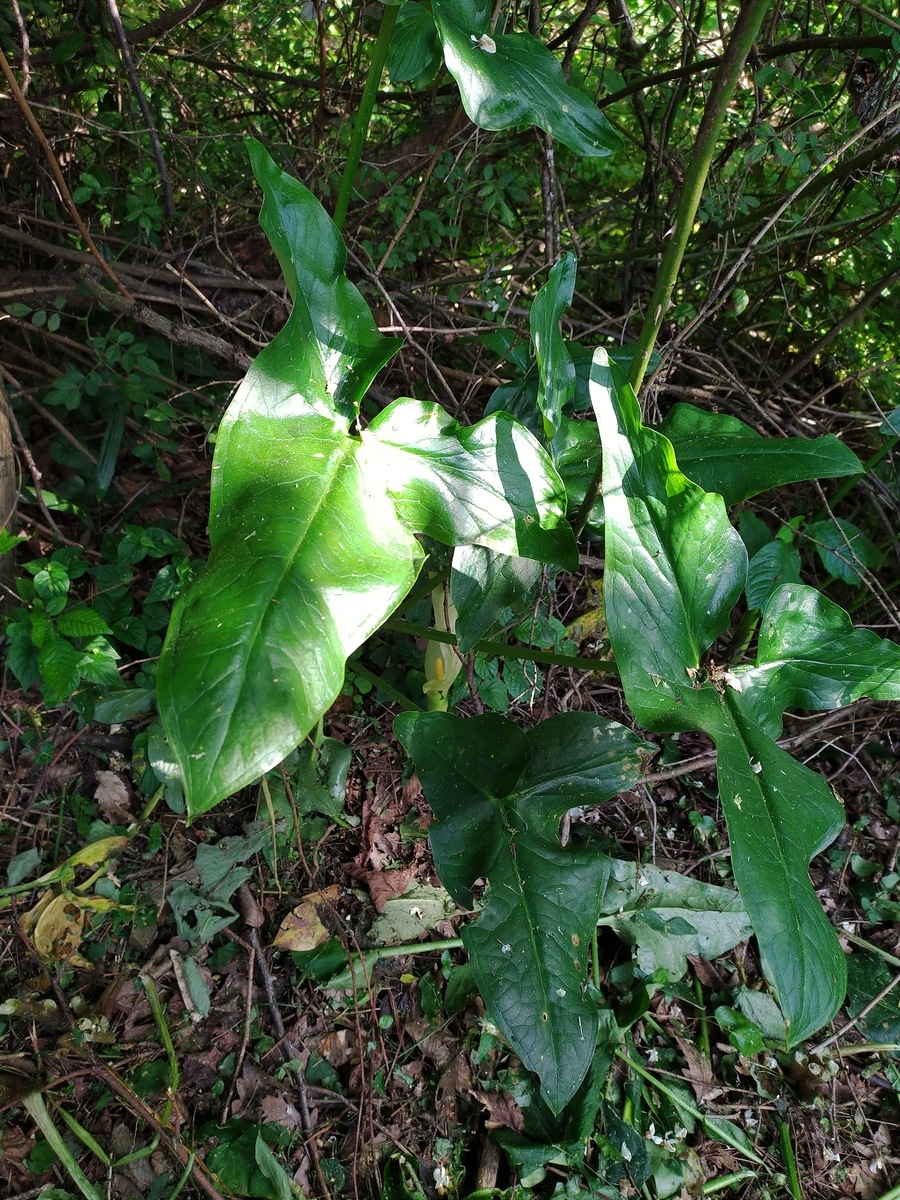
235, 137, 400, 430
732, 583, 900, 737
395, 710, 652, 1111
589, 349, 747, 728
365, 399, 577, 567
158, 143, 573, 817
658, 404, 862, 506
432, 0, 622, 157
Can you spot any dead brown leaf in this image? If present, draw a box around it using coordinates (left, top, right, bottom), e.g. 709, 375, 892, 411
472, 1087, 525, 1133
261, 1093, 306, 1131
94, 770, 133, 823
672, 1036, 723, 1103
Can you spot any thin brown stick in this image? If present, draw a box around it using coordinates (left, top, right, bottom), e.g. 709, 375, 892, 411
246, 923, 333, 1200
0, 49, 132, 300
219, 942, 255, 1124
78, 268, 252, 371
102, 0, 176, 219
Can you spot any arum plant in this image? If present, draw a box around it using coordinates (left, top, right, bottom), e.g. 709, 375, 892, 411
157, 2, 900, 1114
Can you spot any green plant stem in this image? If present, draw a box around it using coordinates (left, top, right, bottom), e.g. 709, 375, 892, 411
693, 974, 711, 1065
616, 1052, 764, 1164
384, 619, 620, 673
22, 1090, 103, 1200
628, 0, 773, 393
844, 931, 900, 969
779, 1120, 804, 1200
141, 973, 179, 1124
702, 1172, 758, 1195
333, 2, 398, 230
572, 0, 773, 538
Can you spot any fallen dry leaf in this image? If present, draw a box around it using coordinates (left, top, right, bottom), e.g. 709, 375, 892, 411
31, 894, 87, 966
272, 886, 339, 952
472, 1087, 525, 1133
94, 770, 133, 823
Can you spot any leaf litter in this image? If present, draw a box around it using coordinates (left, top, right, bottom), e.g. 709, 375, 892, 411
1, 688, 900, 1197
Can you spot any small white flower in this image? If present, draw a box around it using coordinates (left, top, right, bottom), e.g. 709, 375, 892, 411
501, 943, 512, 955
470, 32, 497, 52
750, 758, 762, 774
638, 874, 650, 887
433, 1164, 451, 1191
647, 1048, 659, 1064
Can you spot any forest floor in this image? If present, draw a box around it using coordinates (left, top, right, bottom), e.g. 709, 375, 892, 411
2, 520, 899, 1200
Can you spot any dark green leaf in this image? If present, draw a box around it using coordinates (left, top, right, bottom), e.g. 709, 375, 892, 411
806, 517, 883, 585
745, 540, 801, 611
387, 2, 441, 82
708, 694, 845, 1046
55, 607, 114, 638
451, 545, 544, 652
658, 404, 862, 505
733, 583, 900, 737
395, 710, 651, 1110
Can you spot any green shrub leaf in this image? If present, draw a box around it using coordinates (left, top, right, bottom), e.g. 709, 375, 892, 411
531, 252, 577, 437
451, 546, 544, 652
733, 583, 900, 736
806, 517, 883, 585
709, 695, 845, 1045
158, 142, 572, 817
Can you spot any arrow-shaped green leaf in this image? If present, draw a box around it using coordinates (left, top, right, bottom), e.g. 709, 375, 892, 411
733, 582, 900, 737
658, 404, 862, 506
395, 710, 651, 1111
158, 143, 573, 817
589, 349, 747, 728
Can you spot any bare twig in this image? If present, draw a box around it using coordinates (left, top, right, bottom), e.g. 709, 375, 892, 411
244, 920, 333, 1200
0, 49, 132, 300
102, 0, 176, 219
78, 268, 252, 371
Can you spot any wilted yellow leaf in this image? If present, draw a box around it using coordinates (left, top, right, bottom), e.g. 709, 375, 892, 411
32, 894, 88, 966
272, 886, 339, 952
